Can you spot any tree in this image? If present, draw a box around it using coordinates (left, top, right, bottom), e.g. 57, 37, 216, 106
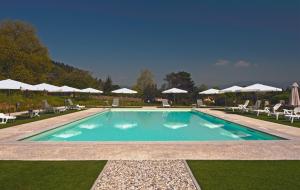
135, 69, 157, 101
163, 71, 196, 104
102, 76, 119, 94
0, 20, 52, 83
164, 71, 195, 91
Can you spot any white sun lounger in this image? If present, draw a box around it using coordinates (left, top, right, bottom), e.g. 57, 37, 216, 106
196, 99, 206, 107
284, 107, 300, 123
0, 113, 16, 124
267, 103, 283, 120
162, 99, 171, 107
253, 107, 270, 116
248, 100, 262, 112
229, 100, 250, 112
112, 98, 119, 107
67, 99, 85, 110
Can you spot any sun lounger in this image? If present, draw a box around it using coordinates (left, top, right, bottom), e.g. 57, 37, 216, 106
112, 98, 119, 107
162, 99, 171, 107
248, 100, 262, 112
228, 100, 250, 112
253, 107, 270, 116
284, 107, 300, 123
28, 110, 40, 118
267, 103, 283, 120
42, 100, 64, 113
67, 99, 85, 110
0, 113, 16, 124
196, 99, 206, 107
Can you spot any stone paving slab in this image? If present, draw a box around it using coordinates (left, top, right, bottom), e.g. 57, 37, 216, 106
92, 160, 199, 190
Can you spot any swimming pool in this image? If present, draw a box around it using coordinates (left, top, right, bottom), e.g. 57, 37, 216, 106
26, 109, 282, 141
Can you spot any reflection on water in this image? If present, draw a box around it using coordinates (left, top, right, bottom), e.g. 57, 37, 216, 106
202, 123, 224, 129
163, 122, 188, 129
114, 122, 138, 130
79, 124, 100, 129
221, 131, 251, 138
53, 130, 82, 138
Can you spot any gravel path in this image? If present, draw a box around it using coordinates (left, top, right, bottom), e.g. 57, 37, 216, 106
92, 160, 199, 190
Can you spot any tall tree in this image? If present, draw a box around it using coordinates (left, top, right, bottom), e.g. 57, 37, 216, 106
135, 69, 157, 101
164, 71, 195, 91
0, 20, 52, 83
102, 76, 119, 94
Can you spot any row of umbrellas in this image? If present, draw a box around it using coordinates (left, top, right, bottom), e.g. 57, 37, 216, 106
0, 79, 141, 94
0, 79, 103, 93
0, 79, 299, 106
199, 83, 300, 107
199, 83, 283, 95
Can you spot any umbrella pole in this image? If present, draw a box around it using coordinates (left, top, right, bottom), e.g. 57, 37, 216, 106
8, 89, 11, 116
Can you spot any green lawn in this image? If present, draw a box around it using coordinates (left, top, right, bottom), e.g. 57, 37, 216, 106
0, 110, 79, 129
0, 161, 107, 190
217, 109, 300, 128
188, 160, 300, 190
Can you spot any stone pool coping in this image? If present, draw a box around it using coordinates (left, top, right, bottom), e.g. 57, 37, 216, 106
0, 107, 300, 160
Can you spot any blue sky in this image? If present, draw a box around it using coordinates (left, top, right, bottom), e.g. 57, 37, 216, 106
0, 0, 299, 87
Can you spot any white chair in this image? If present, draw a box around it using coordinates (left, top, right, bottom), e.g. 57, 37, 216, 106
248, 100, 262, 112
196, 99, 206, 107
284, 107, 300, 123
67, 99, 85, 110
162, 99, 171, 107
267, 103, 283, 120
229, 100, 250, 112
0, 113, 16, 124
112, 98, 119, 107
253, 107, 270, 116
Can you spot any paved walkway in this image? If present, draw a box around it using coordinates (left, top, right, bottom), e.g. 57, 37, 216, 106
0, 108, 300, 160
92, 160, 199, 190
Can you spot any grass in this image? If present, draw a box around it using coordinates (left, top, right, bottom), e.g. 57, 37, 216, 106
0, 161, 106, 190
187, 160, 300, 190
215, 109, 300, 128
0, 110, 79, 129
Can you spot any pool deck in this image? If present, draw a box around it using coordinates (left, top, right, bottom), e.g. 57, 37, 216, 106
0, 107, 300, 160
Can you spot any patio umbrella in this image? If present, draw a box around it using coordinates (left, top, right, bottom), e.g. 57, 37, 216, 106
220, 86, 244, 106
0, 79, 37, 91
81, 88, 103, 94
34, 83, 61, 92
289, 82, 300, 107
58, 85, 82, 93
111, 88, 137, 94
162, 88, 188, 103
199, 88, 222, 105
199, 88, 221, 95
111, 88, 138, 106
0, 79, 38, 114
220, 86, 244, 93
240, 83, 282, 92
239, 83, 282, 104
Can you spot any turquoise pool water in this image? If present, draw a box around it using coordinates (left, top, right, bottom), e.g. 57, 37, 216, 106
26, 110, 282, 141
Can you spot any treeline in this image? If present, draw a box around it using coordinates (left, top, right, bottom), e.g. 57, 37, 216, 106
0, 20, 118, 90
0, 20, 203, 99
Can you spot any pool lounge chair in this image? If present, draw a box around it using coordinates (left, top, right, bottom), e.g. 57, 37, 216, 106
67, 99, 85, 110
248, 100, 262, 112
42, 100, 65, 113
112, 98, 119, 107
229, 100, 250, 112
267, 103, 283, 120
0, 113, 16, 124
162, 99, 171, 107
196, 99, 206, 107
253, 107, 270, 116
284, 107, 300, 123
